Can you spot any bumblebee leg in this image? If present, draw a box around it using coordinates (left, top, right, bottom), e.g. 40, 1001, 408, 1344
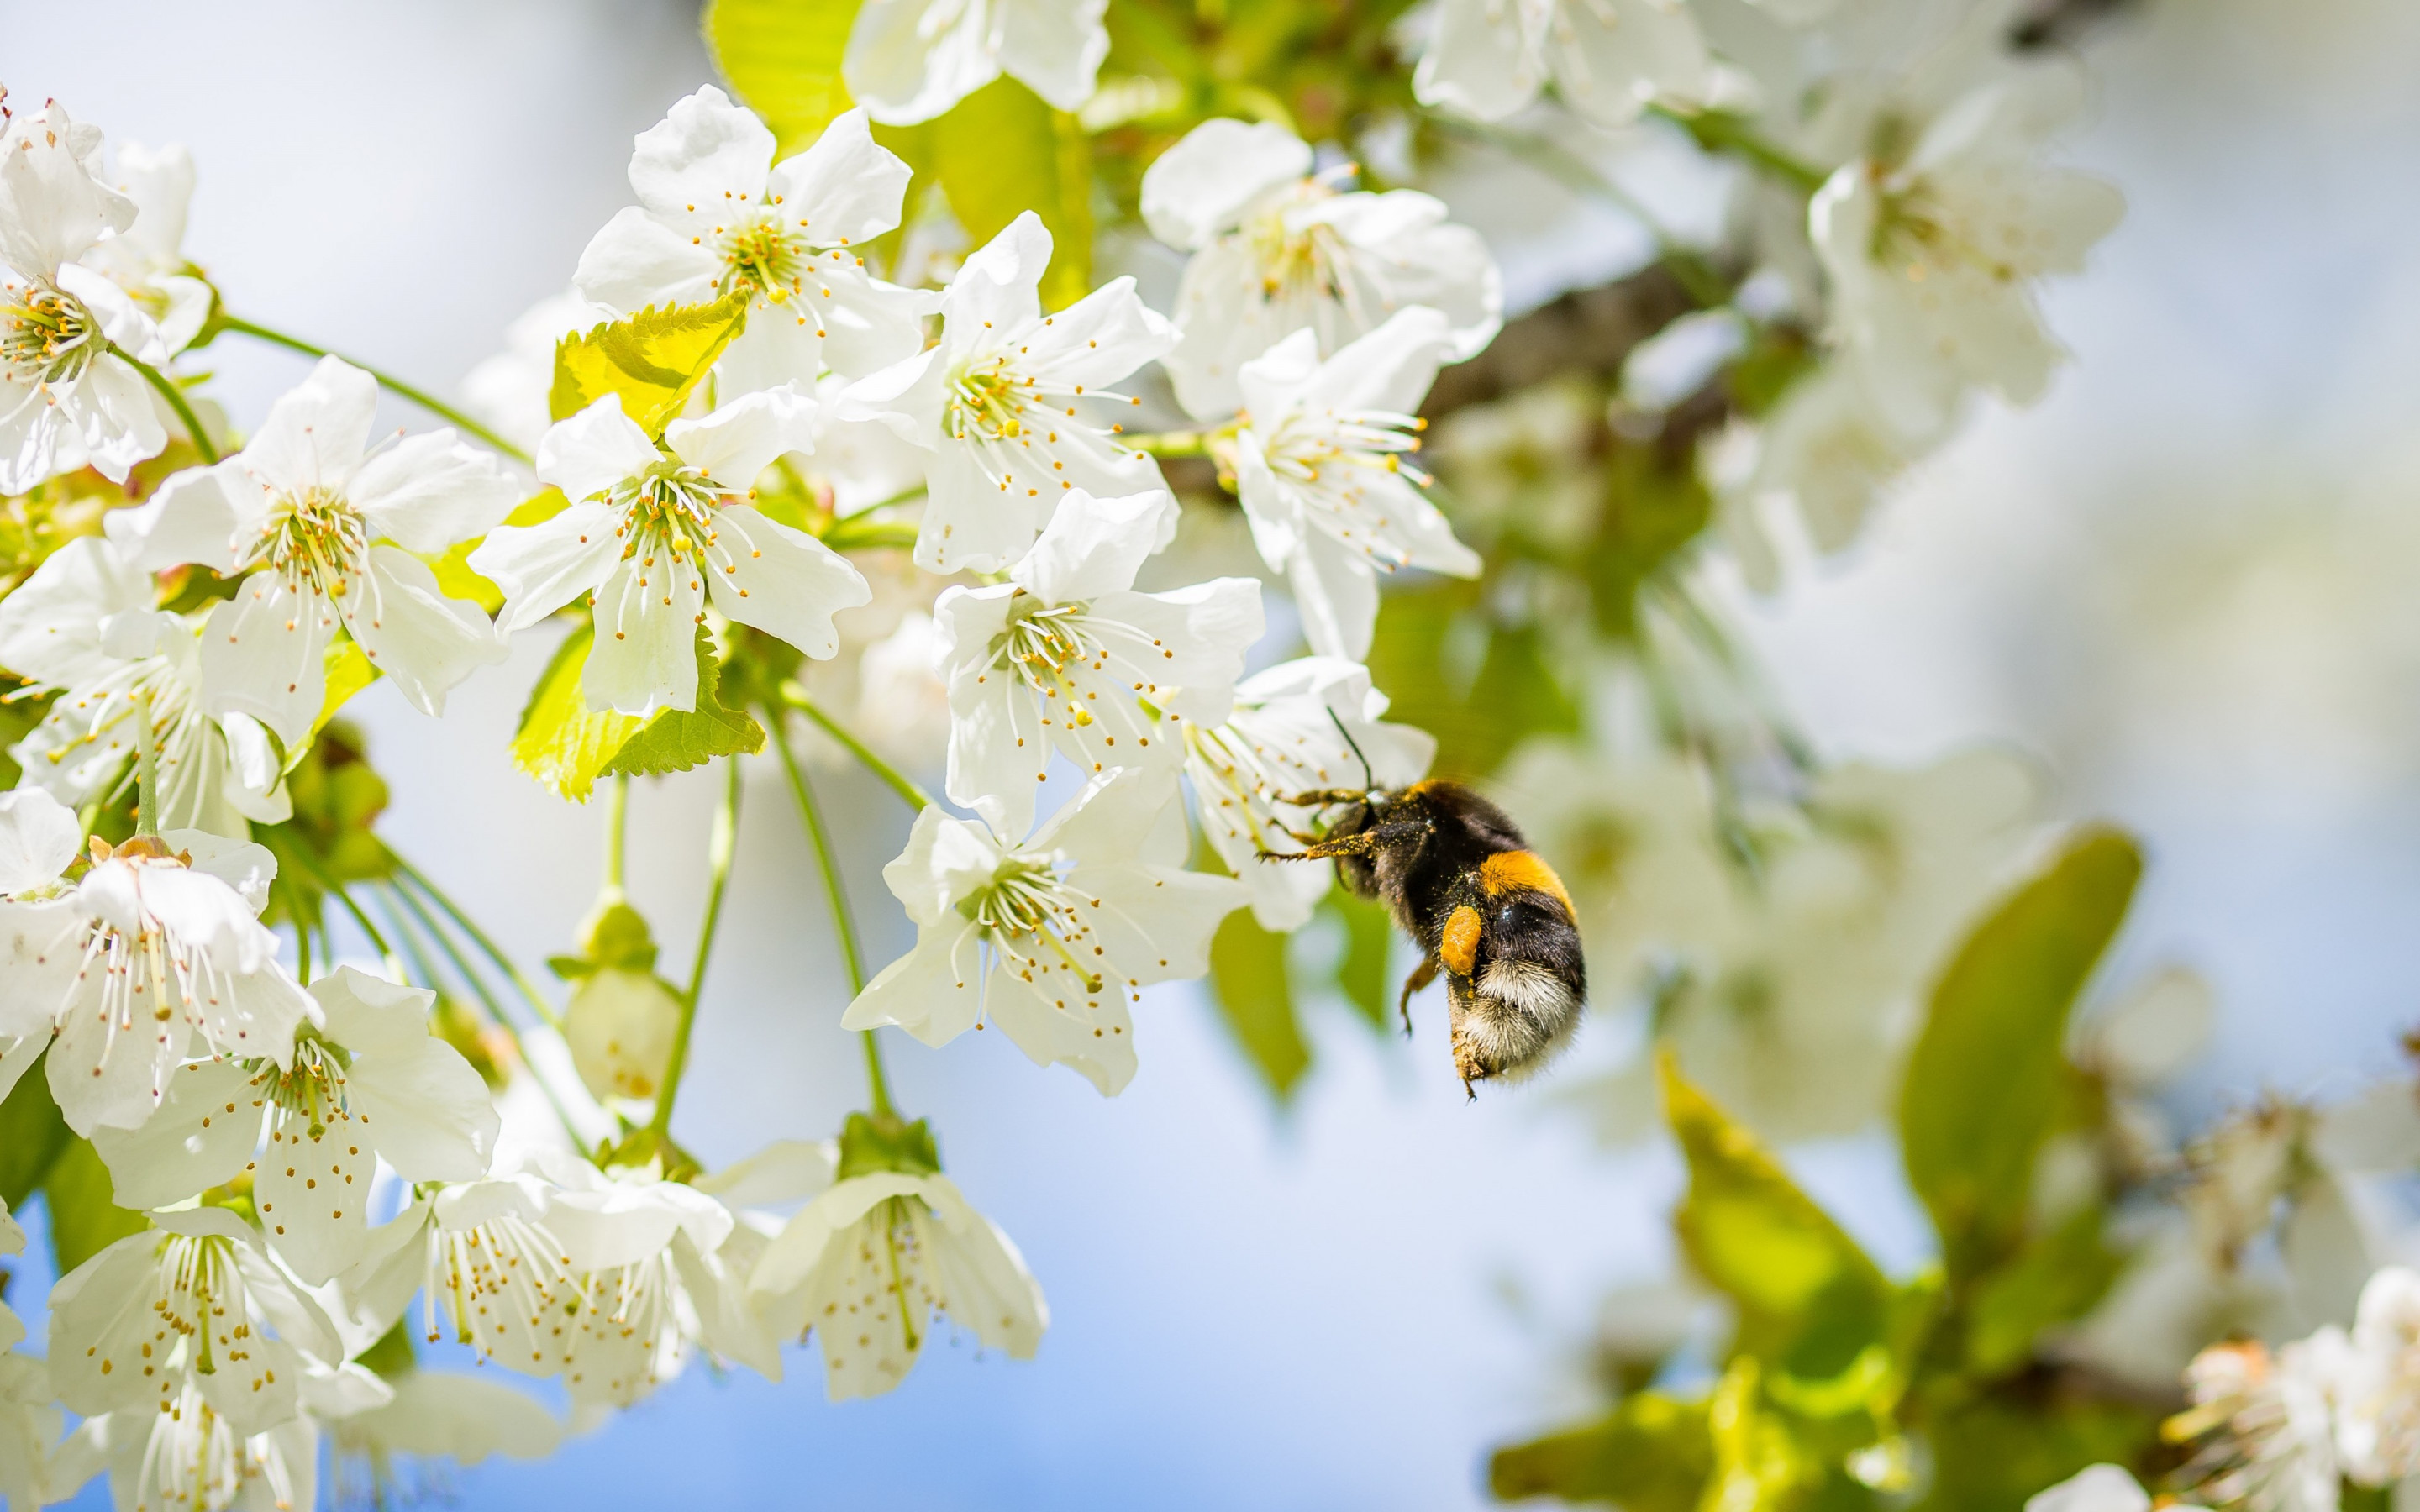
1276, 788, 1374, 808
1256, 818, 1431, 864
1397, 953, 1439, 1037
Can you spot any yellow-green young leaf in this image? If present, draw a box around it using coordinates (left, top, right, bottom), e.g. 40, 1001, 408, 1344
550, 297, 750, 434
1487, 1391, 1713, 1509
0, 1053, 70, 1207
297, 638, 381, 768
1208, 911, 1309, 1100
1900, 828, 2141, 1283
602, 629, 765, 779
512, 625, 647, 801
430, 487, 569, 613
930, 78, 1094, 308
1663, 1053, 1891, 1373
703, 0, 864, 154
42, 1135, 148, 1276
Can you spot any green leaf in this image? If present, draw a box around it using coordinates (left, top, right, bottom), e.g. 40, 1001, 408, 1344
1962, 1205, 2124, 1378
550, 297, 751, 434
703, 0, 864, 154
1208, 911, 1310, 1100
1662, 1053, 1891, 1374
1586, 444, 1713, 640
1913, 1394, 2159, 1512
602, 629, 766, 779
42, 1135, 148, 1276
929, 78, 1094, 309
1324, 890, 1397, 1033
1899, 828, 2141, 1282
512, 624, 647, 801
1487, 1390, 1713, 1509
0, 1055, 70, 1208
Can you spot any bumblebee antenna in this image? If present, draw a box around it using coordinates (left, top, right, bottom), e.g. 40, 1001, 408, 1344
1328, 707, 1376, 791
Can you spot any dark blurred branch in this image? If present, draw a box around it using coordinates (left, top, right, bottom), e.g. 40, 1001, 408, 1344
2010, 0, 2139, 49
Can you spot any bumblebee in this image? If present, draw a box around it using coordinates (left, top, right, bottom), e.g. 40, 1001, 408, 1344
1263, 769, 1586, 1095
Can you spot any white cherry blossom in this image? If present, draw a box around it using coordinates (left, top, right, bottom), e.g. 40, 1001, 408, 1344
48, 1207, 343, 1444
1183, 657, 1436, 931
2176, 1333, 2353, 1512
0, 790, 313, 1135
1231, 308, 1481, 660
471, 387, 871, 717
564, 965, 682, 1105
534, 1156, 778, 1409
2336, 1265, 2420, 1486
932, 487, 1262, 838
107, 355, 518, 749
843, 769, 1248, 1094
83, 140, 212, 356
1139, 118, 1501, 420
58, 1378, 319, 1512
341, 1174, 581, 1378
0, 98, 171, 491
751, 1164, 1045, 1400
1411, 0, 1707, 128
92, 967, 500, 1285
1810, 66, 2124, 436
575, 92, 930, 390
0, 536, 288, 836
850, 212, 1173, 574
843, 0, 1109, 126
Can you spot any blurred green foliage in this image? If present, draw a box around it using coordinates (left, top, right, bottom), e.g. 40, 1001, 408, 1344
1487, 830, 2166, 1509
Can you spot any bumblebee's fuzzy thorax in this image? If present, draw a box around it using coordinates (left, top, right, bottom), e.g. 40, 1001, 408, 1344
1262, 779, 1586, 1094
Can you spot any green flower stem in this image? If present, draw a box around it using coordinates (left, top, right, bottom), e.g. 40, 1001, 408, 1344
1431, 118, 1729, 307
605, 774, 630, 893
1126, 429, 1212, 459
776, 683, 934, 812
380, 886, 593, 1160
648, 756, 742, 1142
280, 843, 406, 980
389, 854, 566, 1033
764, 704, 894, 1119
217, 314, 534, 465
131, 687, 160, 836
1647, 104, 1831, 197
108, 344, 218, 464
816, 517, 921, 554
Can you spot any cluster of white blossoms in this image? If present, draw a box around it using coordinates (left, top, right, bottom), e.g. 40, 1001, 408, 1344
0, 0, 2140, 1493
0, 71, 1508, 1504
2025, 1263, 2420, 1512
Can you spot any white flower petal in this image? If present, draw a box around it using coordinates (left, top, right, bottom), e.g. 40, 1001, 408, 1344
665, 385, 818, 483
997, 0, 1111, 110
199, 570, 333, 750
627, 86, 776, 230
469, 501, 625, 634
347, 546, 508, 717
763, 108, 913, 248
535, 393, 662, 504
586, 556, 703, 717
1139, 118, 1314, 250
1008, 488, 1174, 604
705, 505, 871, 659
89, 1057, 259, 1210
0, 789, 80, 895
844, 0, 1004, 126
841, 919, 987, 1046
349, 432, 520, 553
243, 356, 379, 496
573, 203, 721, 312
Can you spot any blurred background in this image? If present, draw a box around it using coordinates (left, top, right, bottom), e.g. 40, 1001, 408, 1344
7, 0, 2419, 1505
